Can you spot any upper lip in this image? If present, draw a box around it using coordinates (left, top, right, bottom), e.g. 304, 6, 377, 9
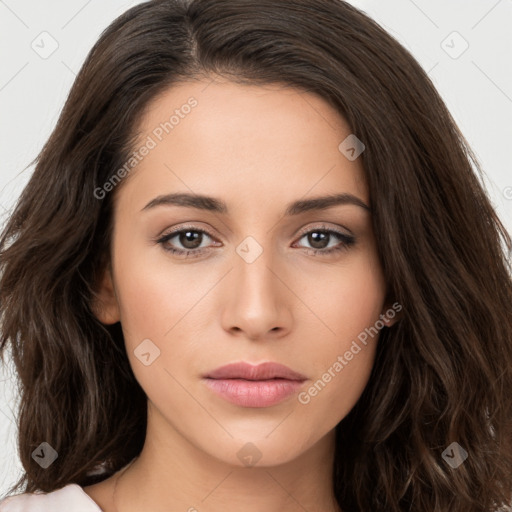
204, 362, 307, 381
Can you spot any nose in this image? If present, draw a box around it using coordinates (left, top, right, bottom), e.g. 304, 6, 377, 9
220, 242, 293, 341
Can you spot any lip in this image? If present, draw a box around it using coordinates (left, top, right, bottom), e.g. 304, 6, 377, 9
205, 361, 307, 381
203, 362, 307, 408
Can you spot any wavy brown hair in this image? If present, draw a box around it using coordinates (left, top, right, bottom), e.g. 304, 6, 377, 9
1, 0, 511, 510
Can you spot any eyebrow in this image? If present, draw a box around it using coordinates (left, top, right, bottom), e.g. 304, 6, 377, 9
141, 192, 370, 215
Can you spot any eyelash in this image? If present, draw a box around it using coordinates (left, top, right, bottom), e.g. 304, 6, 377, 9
155, 224, 355, 259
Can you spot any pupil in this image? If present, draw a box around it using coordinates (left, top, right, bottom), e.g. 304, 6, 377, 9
309, 231, 328, 249
180, 231, 201, 249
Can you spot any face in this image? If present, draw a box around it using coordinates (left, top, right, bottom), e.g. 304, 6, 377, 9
94, 78, 397, 468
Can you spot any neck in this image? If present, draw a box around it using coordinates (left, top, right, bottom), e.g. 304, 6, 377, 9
111, 408, 341, 512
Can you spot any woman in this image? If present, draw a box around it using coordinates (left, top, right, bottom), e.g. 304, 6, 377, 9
1, 0, 511, 511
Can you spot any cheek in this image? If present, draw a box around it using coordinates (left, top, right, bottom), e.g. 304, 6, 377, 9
295, 339, 377, 444
294, 310, 383, 440
112, 260, 205, 412
294, 253, 385, 417
112, 239, 198, 340
305, 251, 386, 345
110, 237, 207, 394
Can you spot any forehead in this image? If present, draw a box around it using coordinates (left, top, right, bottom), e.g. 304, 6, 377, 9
115, 79, 368, 213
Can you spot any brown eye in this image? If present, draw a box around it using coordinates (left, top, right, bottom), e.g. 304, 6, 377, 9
156, 227, 216, 257
294, 228, 355, 255
175, 230, 203, 250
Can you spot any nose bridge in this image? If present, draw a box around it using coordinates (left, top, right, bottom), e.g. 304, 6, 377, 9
221, 232, 292, 338
234, 233, 281, 304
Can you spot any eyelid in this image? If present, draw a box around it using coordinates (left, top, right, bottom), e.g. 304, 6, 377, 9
295, 222, 353, 238
156, 222, 220, 241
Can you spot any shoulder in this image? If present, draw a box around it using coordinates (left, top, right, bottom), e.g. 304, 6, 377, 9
0, 484, 103, 512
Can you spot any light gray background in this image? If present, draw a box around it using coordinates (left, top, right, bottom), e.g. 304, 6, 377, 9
1, 0, 511, 493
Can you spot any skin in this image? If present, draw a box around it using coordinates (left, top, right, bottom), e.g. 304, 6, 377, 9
84, 77, 399, 512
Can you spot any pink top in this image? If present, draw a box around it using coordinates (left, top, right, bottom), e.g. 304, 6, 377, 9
0, 484, 103, 511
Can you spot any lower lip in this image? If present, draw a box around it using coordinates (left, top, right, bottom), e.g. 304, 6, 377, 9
203, 378, 304, 407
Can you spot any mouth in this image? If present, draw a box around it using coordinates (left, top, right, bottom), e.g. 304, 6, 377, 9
202, 362, 307, 408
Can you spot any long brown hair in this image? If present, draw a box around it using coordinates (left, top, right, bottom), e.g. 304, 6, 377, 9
1, 1, 511, 510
